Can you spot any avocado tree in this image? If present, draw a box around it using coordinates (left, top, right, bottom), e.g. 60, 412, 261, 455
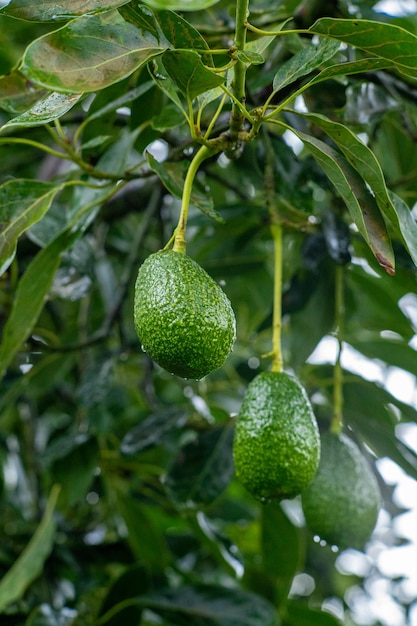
1, 0, 417, 624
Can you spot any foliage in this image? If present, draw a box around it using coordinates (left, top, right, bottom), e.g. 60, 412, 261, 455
0, 0, 417, 625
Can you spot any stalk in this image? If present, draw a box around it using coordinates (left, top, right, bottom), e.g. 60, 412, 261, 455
331, 265, 345, 434
228, 0, 250, 142
263, 132, 283, 372
271, 222, 284, 373
172, 144, 215, 254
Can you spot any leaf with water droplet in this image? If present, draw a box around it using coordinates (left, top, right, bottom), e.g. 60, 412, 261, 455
0, 179, 65, 276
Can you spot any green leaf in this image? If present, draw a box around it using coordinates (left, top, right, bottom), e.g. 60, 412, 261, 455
1, 0, 131, 21
0, 70, 46, 114
162, 49, 225, 101
284, 601, 342, 626
343, 378, 417, 480
141, 0, 221, 9
272, 38, 340, 92
0, 484, 60, 613
146, 151, 224, 222
309, 18, 417, 77
121, 407, 188, 455
1, 92, 82, 129
305, 57, 391, 89
261, 503, 301, 605
0, 228, 77, 380
140, 585, 278, 626
53, 437, 99, 507
389, 192, 417, 266
165, 425, 234, 508
295, 112, 417, 265
291, 128, 395, 274
115, 491, 170, 570
237, 50, 265, 65
20, 12, 165, 93
0, 180, 65, 275
155, 8, 211, 53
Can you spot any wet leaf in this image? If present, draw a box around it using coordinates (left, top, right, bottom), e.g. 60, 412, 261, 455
0, 179, 65, 276
140, 584, 278, 626
272, 38, 340, 93
121, 408, 188, 455
0, 485, 60, 613
162, 49, 225, 100
310, 18, 417, 77
0, 0, 131, 21
0, 228, 77, 380
0, 70, 46, 114
296, 111, 417, 265
165, 425, 234, 508
292, 128, 395, 274
20, 12, 165, 93
53, 436, 99, 507
1, 92, 82, 129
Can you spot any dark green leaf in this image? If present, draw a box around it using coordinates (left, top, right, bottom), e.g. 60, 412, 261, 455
261, 503, 301, 605
141, 0, 221, 9
155, 8, 211, 53
284, 601, 342, 626
309, 18, 417, 77
1, 92, 82, 129
0, 228, 77, 380
53, 436, 99, 507
165, 425, 234, 508
295, 111, 417, 265
0, 70, 46, 114
0, 484, 60, 613
305, 57, 391, 89
115, 491, 170, 570
162, 49, 224, 100
291, 128, 395, 274
140, 585, 278, 626
1, 0, 131, 21
146, 151, 224, 221
121, 408, 188, 455
0, 179, 64, 275
20, 13, 165, 93
273, 38, 340, 92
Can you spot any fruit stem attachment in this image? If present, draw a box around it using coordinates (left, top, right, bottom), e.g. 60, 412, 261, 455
331, 265, 345, 435
263, 131, 283, 373
173, 144, 215, 254
271, 222, 284, 373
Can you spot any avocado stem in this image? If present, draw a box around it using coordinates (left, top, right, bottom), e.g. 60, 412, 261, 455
271, 222, 284, 373
173, 144, 215, 254
331, 265, 345, 434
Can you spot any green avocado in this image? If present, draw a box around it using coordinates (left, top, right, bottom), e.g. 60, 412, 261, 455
233, 371, 320, 501
301, 432, 381, 550
134, 249, 236, 380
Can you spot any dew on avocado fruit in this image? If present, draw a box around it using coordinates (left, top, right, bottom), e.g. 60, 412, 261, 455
301, 431, 381, 551
233, 371, 320, 501
134, 249, 236, 380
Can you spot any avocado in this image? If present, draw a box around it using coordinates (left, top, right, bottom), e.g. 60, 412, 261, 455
233, 371, 320, 501
301, 431, 381, 550
134, 249, 236, 379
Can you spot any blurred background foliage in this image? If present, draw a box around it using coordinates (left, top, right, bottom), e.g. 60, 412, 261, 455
0, 0, 417, 625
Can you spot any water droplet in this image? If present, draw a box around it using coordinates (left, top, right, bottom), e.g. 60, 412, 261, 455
320, 539, 327, 547
313, 535, 321, 543
140, 345, 147, 353
331, 544, 339, 553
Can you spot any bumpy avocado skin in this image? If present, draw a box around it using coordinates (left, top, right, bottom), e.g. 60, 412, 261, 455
134, 250, 236, 380
233, 371, 320, 501
301, 432, 381, 550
